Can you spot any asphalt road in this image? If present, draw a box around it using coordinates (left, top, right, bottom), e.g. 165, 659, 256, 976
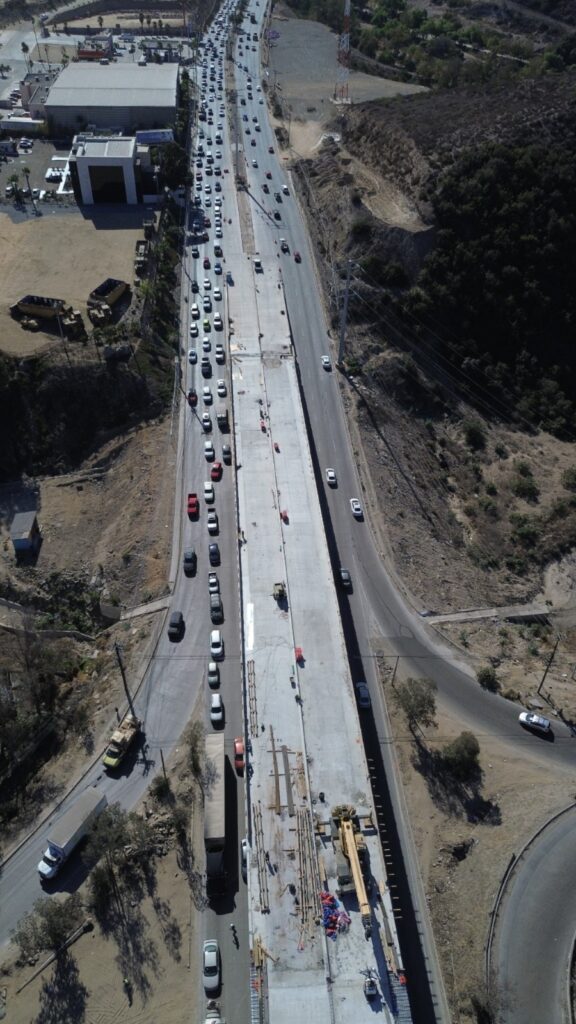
492, 804, 576, 1023
231, 8, 576, 1023
2, 3, 576, 1021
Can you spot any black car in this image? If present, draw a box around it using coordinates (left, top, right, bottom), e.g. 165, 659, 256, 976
167, 610, 184, 641
191, 280, 199, 293
183, 549, 197, 577
209, 542, 221, 566
339, 568, 352, 589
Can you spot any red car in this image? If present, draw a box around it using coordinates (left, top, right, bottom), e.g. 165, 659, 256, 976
187, 389, 198, 407
294, 252, 301, 263
203, 257, 211, 269
187, 493, 199, 517
211, 461, 222, 481
234, 737, 245, 774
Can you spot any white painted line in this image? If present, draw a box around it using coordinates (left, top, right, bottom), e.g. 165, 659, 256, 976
246, 601, 254, 653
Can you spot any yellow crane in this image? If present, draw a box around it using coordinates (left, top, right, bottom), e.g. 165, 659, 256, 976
340, 817, 372, 939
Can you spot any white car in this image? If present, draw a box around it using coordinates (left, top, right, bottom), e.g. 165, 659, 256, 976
210, 629, 224, 659
321, 355, 331, 370
202, 939, 221, 991
282, 184, 289, 195
215, 227, 223, 238
217, 379, 227, 397
519, 711, 551, 734
204, 440, 215, 460
213, 313, 223, 330
204, 481, 215, 503
350, 498, 363, 519
203, 277, 211, 290
326, 468, 337, 486
207, 509, 219, 534
210, 693, 224, 726
202, 412, 212, 432
203, 386, 213, 404
252, 158, 258, 168
191, 303, 200, 319
213, 287, 222, 300
190, 323, 199, 337
188, 349, 197, 364
203, 337, 212, 351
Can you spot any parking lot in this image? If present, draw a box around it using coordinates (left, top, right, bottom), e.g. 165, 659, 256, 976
0, 137, 72, 206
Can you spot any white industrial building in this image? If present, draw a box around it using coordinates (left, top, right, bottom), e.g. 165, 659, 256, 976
68, 135, 150, 204
44, 63, 179, 134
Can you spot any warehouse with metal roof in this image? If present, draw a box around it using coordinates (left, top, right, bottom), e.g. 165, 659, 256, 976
44, 63, 179, 133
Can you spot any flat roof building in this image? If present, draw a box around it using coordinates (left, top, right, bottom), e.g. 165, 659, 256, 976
44, 63, 179, 134
68, 133, 154, 204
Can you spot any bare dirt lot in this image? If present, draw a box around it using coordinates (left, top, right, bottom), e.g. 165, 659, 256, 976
267, 10, 427, 158
0, 206, 150, 356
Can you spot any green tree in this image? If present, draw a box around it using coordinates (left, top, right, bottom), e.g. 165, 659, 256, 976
477, 665, 499, 692
441, 731, 480, 781
463, 420, 486, 451
12, 894, 83, 960
393, 677, 437, 733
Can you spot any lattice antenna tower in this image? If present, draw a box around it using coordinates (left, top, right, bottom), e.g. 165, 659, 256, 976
334, 0, 351, 102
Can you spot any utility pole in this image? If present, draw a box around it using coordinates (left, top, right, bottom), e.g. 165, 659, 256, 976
537, 634, 562, 696
337, 259, 353, 366
114, 642, 134, 712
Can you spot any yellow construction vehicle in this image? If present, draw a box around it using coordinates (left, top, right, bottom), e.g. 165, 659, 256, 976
332, 806, 372, 939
